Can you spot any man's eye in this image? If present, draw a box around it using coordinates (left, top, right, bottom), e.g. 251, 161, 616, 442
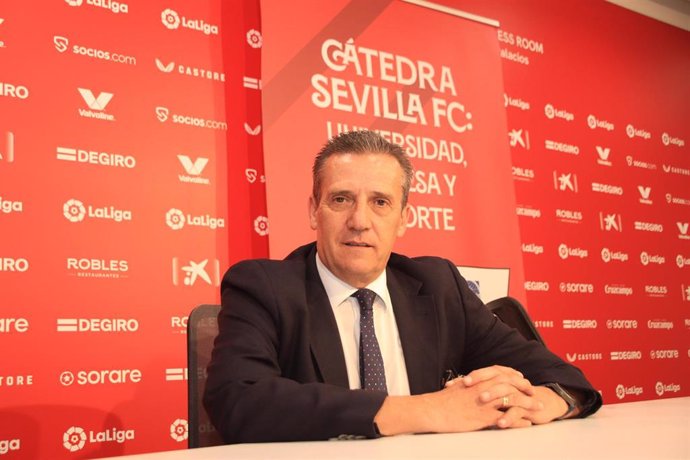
333, 196, 347, 203
374, 199, 388, 207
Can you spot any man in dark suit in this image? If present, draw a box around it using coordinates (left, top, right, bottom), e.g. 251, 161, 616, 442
204, 130, 601, 444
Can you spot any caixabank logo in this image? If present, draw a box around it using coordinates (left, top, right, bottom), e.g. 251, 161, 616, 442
552, 171, 578, 192
508, 128, 530, 150
63, 425, 135, 452
63, 199, 132, 223
64, 0, 128, 14
0, 131, 15, 163
171, 258, 220, 287
165, 208, 225, 231
599, 212, 622, 232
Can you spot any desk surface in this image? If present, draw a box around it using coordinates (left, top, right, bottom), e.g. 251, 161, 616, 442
115, 397, 690, 460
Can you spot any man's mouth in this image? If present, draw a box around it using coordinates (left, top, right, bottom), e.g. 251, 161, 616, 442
344, 242, 372, 248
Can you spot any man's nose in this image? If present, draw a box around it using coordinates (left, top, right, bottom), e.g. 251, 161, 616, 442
347, 200, 371, 231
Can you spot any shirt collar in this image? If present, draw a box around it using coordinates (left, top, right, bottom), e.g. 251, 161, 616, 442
315, 251, 390, 309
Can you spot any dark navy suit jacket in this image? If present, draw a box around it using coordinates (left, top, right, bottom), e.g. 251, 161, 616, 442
204, 243, 600, 443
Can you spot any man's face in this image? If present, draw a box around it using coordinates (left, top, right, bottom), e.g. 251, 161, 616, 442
309, 152, 409, 288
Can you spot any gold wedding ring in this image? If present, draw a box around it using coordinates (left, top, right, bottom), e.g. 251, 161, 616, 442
501, 396, 510, 408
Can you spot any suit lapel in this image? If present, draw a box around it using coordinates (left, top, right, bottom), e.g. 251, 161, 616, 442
387, 267, 440, 394
305, 247, 350, 388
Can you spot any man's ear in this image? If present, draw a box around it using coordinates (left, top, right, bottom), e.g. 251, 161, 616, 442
397, 203, 410, 237
309, 196, 318, 230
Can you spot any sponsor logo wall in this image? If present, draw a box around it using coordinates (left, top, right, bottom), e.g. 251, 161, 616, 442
450, 0, 689, 404
0, 0, 687, 458
0, 0, 265, 458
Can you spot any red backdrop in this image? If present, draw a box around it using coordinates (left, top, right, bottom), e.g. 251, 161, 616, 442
0, 0, 688, 458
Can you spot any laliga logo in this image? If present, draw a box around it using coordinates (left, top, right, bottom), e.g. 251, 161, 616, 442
601, 248, 611, 263
166, 208, 185, 230
587, 115, 596, 129
65, 0, 83, 5
558, 244, 569, 260
63, 199, 86, 222
655, 382, 665, 396
161, 9, 180, 29
246, 29, 262, 48
626, 124, 635, 138
615, 384, 625, 400
170, 419, 188, 442
254, 216, 269, 236
63, 426, 87, 452
544, 104, 555, 119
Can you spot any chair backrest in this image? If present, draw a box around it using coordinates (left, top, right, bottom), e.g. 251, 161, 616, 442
485, 296, 546, 345
187, 304, 223, 448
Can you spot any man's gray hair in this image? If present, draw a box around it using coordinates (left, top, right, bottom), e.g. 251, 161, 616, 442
312, 130, 414, 208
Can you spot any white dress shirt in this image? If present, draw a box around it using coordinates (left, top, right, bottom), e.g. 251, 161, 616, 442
315, 252, 411, 396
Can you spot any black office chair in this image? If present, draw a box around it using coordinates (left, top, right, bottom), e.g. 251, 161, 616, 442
485, 296, 545, 345
187, 304, 224, 448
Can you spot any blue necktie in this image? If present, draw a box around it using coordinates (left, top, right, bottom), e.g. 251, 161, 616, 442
352, 289, 387, 393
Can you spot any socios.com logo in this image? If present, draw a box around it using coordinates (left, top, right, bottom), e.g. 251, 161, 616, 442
63, 199, 86, 222
155, 106, 169, 122
166, 208, 185, 230
161, 9, 180, 29
63, 426, 87, 452
170, 419, 188, 442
